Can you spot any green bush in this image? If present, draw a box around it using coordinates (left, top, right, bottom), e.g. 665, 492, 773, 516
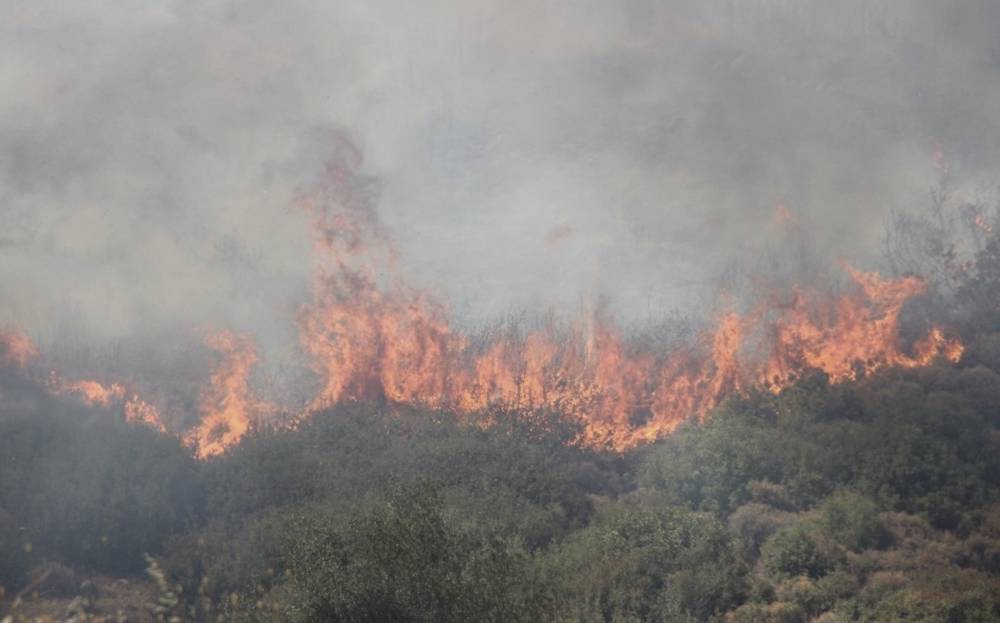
277, 486, 548, 623
4, 319, 1000, 622
761, 523, 843, 580
773, 572, 858, 619
162, 510, 295, 603
539, 505, 746, 622
729, 503, 798, 556
0, 407, 202, 574
818, 490, 891, 552
726, 601, 807, 623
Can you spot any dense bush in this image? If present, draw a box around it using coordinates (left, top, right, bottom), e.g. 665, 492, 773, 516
199, 405, 625, 547
818, 490, 890, 552
3, 307, 1000, 622
0, 402, 201, 574
277, 487, 547, 623
760, 522, 843, 580
640, 371, 1000, 530
728, 502, 797, 556
536, 504, 747, 621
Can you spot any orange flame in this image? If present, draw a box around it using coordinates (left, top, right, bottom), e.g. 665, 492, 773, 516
975, 213, 993, 234
186, 330, 274, 458
0, 143, 969, 457
122, 396, 168, 431
0, 329, 39, 370
299, 268, 961, 450
52, 378, 167, 432
292, 155, 963, 451
1, 330, 166, 431
58, 379, 125, 407
759, 268, 963, 388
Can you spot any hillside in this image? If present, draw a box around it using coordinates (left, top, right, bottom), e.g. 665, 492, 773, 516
2, 354, 999, 621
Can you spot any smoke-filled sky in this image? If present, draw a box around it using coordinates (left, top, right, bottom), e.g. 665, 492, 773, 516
3, 0, 1000, 356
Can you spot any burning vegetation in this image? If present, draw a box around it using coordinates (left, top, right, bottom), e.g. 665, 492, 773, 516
1, 150, 998, 621
5, 3, 1000, 621
1, 219, 965, 461
185, 330, 275, 459
0, 330, 37, 371
0, 145, 968, 459
219, 146, 966, 452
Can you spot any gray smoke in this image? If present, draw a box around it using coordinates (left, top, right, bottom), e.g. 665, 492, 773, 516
2, 0, 999, 368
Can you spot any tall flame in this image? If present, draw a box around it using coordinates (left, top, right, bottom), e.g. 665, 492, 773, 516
186, 330, 274, 458
0, 143, 968, 456
299, 266, 962, 450
293, 149, 963, 450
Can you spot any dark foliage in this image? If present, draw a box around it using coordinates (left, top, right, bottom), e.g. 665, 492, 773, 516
0, 393, 201, 574
4, 229, 1000, 620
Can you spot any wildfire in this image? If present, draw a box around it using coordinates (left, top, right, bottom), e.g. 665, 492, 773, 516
298, 265, 962, 449
758, 267, 963, 388
1, 328, 166, 431
0, 142, 970, 456
55, 379, 168, 432
0, 325, 272, 454
185, 330, 274, 458
292, 148, 964, 450
58, 379, 125, 408
0, 329, 39, 370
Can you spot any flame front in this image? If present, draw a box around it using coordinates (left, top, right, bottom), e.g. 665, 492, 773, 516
50, 379, 166, 432
58, 379, 125, 408
294, 154, 963, 451
1, 330, 166, 431
299, 267, 962, 450
759, 267, 963, 389
0, 147, 968, 456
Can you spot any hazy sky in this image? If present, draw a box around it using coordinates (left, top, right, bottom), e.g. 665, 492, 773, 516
3, 0, 1000, 355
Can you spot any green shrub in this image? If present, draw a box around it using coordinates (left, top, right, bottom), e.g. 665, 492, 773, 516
0, 408, 202, 574
761, 523, 843, 580
278, 486, 548, 623
818, 490, 891, 552
729, 503, 798, 556
725, 601, 806, 623
773, 571, 858, 619
540, 506, 746, 622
